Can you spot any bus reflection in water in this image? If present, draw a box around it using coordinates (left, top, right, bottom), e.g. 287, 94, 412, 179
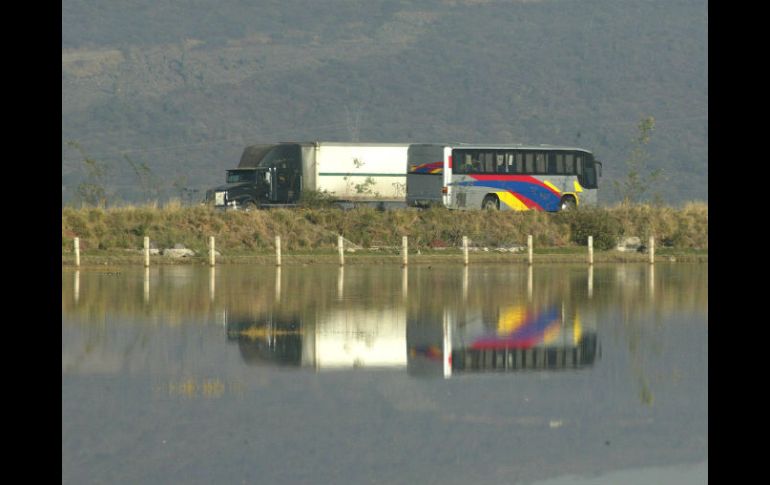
225, 305, 599, 377
408, 305, 599, 378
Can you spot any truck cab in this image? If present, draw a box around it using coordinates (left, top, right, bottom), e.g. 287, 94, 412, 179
206, 144, 302, 209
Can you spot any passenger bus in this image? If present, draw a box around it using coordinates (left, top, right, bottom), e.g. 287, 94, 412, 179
406, 144, 602, 211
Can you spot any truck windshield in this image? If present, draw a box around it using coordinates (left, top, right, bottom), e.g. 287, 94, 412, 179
226, 170, 257, 184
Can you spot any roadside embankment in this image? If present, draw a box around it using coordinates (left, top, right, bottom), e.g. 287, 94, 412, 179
61, 202, 707, 265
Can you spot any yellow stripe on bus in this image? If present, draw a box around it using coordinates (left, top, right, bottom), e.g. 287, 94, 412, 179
573, 180, 584, 193
543, 180, 561, 194
496, 191, 530, 211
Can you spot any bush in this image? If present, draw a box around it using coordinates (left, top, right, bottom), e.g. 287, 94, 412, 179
566, 208, 623, 250
298, 189, 336, 209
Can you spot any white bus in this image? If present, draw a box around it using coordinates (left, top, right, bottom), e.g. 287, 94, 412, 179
406, 143, 602, 211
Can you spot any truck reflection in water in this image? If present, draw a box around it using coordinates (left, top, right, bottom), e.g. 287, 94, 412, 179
226, 304, 598, 377
226, 308, 407, 370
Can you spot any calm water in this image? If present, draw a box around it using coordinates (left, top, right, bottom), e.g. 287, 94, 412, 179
62, 263, 707, 485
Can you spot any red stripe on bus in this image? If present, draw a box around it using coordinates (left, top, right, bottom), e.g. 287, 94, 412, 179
509, 191, 542, 210
470, 174, 560, 197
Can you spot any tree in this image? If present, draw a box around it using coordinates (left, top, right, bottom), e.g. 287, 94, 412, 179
614, 116, 664, 205
123, 154, 162, 202
67, 141, 110, 207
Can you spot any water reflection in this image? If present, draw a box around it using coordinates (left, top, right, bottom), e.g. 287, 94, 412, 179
225, 300, 598, 378
648, 264, 655, 300
74, 270, 79, 303
209, 266, 215, 303
62, 263, 707, 484
528, 264, 533, 301
144, 267, 150, 303
63, 264, 707, 379
275, 266, 281, 302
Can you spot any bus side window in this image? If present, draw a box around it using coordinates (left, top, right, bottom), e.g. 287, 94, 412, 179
496, 152, 506, 173
464, 153, 474, 174
525, 153, 534, 174
515, 153, 524, 174
484, 152, 494, 173
575, 156, 583, 175
555, 154, 565, 174
565, 154, 574, 174
535, 153, 546, 174
505, 153, 515, 173
547, 153, 557, 174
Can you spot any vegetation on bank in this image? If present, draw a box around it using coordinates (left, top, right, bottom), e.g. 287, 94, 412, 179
62, 202, 707, 264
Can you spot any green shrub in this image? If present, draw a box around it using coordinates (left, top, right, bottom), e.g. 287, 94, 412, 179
298, 189, 336, 208
566, 208, 623, 250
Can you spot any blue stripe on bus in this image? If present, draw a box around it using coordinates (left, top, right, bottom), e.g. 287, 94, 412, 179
456, 179, 562, 211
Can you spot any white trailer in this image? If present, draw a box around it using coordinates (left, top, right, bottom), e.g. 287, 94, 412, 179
306, 142, 409, 202
206, 141, 409, 208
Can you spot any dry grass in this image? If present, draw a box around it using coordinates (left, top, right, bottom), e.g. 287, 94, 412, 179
62, 203, 708, 255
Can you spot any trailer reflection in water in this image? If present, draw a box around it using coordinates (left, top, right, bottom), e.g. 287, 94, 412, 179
225, 303, 598, 377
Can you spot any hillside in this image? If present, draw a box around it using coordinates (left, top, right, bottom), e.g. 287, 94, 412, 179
62, 0, 708, 205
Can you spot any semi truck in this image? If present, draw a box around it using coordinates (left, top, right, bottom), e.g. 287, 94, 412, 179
205, 142, 409, 209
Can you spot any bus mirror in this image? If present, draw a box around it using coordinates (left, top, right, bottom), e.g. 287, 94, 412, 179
595, 161, 603, 177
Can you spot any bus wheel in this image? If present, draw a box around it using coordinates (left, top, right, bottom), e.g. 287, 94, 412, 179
482, 195, 500, 210
560, 196, 576, 211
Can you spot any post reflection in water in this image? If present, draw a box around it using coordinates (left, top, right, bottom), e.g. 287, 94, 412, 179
337, 266, 344, 300
588, 265, 594, 299
209, 267, 215, 302
462, 265, 468, 302
74, 270, 80, 303
648, 264, 655, 300
527, 265, 533, 301
274, 267, 281, 302
144, 267, 150, 303
401, 267, 408, 302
